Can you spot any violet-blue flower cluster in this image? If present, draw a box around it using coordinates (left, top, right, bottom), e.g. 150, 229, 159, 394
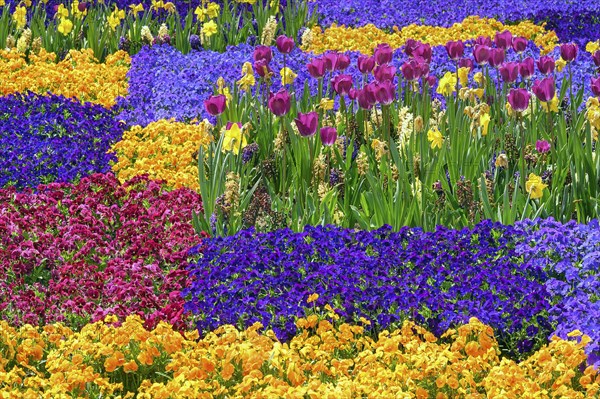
0, 93, 124, 190
184, 221, 552, 357
310, 0, 600, 45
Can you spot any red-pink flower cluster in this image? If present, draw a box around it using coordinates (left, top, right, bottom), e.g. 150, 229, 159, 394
0, 173, 203, 331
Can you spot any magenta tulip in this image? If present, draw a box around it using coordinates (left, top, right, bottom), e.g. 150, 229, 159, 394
332, 74, 353, 96
275, 35, 294, 54
374, 80, 395, 105
348, 88, 359, 100
593, 50, 600, 68
336, 53, 351, 70
413, 43, 432, 63
507, 88, 531, 112
78, 2, 88, 11
373, 64, 396, 82
320, 126, 337, 146
560, 43, 578, 62
445, 40, 464, 60
253, 45, 273, 63
519, 57, 535, 79
294, 112, 318, 137
473, 45, 491, 65
532, 77, 555, 102
512, 37, 528, 53
357, 85, 376, 110
425, 74, 437, 87
403, 39, 420, 58
357, 55, 376, 74
307, 57, 326, 78
374, 43, 394, 65
499, 62, 520, 83
494, 30, 513, 50
268, 90, 291, 116
401, 59, 425, 81
254, 59, 273, 78
204, 94, 226, 116
489, 48, 506, 68
475, 36, 493, 47
458, 58, 474, 71
537, 56, 555, 75
592, 77, 600, 98
323, 52, 339, 71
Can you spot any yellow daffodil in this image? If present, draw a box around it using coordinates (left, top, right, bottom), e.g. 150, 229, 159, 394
237, 73, 256, 91
474, 71, 486, 86
480, 112, 490, 135
56, 3, 69, 18
540, 95, 559, 113
206, 2, 220, 18
495, 153, 508, 168
202, 20, 218, 38
57, 18, 73, 35
525, 173, 547, 199
556, 57, 567, 72
129, 3, 144, 13
164, 1, 176, 12
280, 67, 297, 85
586, 41, 600, 54
437, 71, 457, 96
13, 6, 27, 29
194, 6, 207, 22
457, 67, 470, 87
318, 98, 334, 111
427, 127, 444, 149
222, 122, 248, 155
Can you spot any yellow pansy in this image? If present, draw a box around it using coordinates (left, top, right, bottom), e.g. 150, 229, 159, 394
427, 127, 444, 149
586, 41, 600, 54
525, 173, 547, 199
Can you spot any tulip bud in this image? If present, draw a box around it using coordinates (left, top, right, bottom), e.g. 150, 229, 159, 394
306, 57, 326, 78
494, 30, 513, 50
373, 64, 396, 83
537, 56, 555, 75
445, 40, 464, 60
475, 36, 492, 47
320, 127, 337, 146
374, 80, 395, 105
294, 112, 318, 137
254, 59, 273, 78
532, 77, 555, 103
403, 39, 420, 58
592, 77, 600, 98
357, 55, 375, 74
323, 52, 339, 71
592, 50, 600, 68
336, 53, 351, 70
499, 62, 520, 84
560, 43, 578, 62
275, 35, 294, 54
507, 88, 531, 112
332, 74, 353, 96
512, 37, 528, 53
413, 43, 432, 63
473, 45, 491, 65
489, 48, 505, 68
519, 57, 535, 80
253, 45, 273, 63
268, 90, 291, 116
458, 58, 474, 71
204, 94, 227, 116
374, 43, 393, 64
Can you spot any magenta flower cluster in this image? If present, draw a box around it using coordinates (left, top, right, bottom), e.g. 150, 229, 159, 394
0, 173, 203, 330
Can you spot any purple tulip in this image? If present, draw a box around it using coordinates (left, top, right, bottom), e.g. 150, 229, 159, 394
507, 88, 531, 112
268, 90, 291, 116
489, 48, 506, 68
204, 94, 227, 116
425, 74, 437, 87
592, 77, 600, 98
494, 30, 513, 50
254, 59, 273, 78
458, 58, 474, 71
374, 43, 394, 65
592, 50, 600, 68
275, 35, 295, 54
532, 77, 555, 102
537, 56, 555, 75
373, 64, 396, 82
323, 52, 339, 71
535, 140, 551, 153
336, 53, 351, 70
374, 80, 395, 105
404, 39, 420, 58
413, 43, 432, 63
320, 126, 337, 146
519, 57, 535, 80
560, 43, 578, 62
357, 55, 376, 74
332, 74, 353, 96
473, 45, 491, 65
401, 59, 425, 81
253, 45, 273, 63
294, 112, 318, 137
445, 40, 465, 60
307, 57, 326, 78
475, 36, 493, 47
512, 37, 528, 53
357, 85, 377, 110
499, 62, 520, 83
348, 88, 359, 100
78, 2, 88, 12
